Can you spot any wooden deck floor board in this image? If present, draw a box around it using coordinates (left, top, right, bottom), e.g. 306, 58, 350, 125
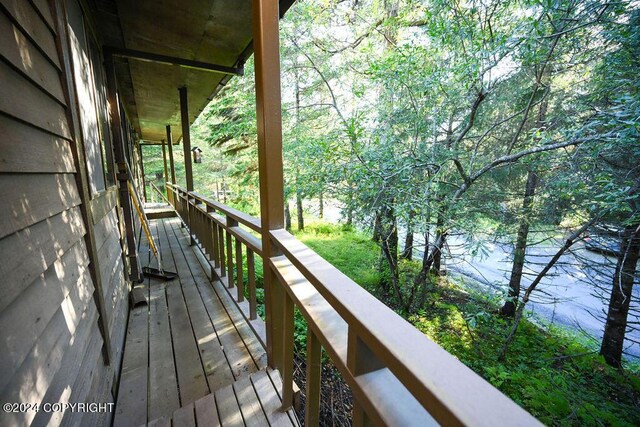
172, 402, 196, 427
233, 375, 270, 427
159, 220, 210, 404
253, 370, 300, 427
215, 382, 245, 427
182, 224, 268, 371
113, 305, 148, 427
195, 393, 221, 427
164, 220, 237, 390
147, 283, 180, 420
167, 219, 259, 381
117, 217, 297, 426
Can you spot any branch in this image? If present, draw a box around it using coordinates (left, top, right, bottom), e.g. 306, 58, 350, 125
313, 19, 384, 54
498, 216, 601, 360
456, 133, 610, 201
453, 158, 470, 185
452, 89, 487, 148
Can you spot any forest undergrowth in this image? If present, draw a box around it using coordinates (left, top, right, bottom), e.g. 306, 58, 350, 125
289, 221, 640, 426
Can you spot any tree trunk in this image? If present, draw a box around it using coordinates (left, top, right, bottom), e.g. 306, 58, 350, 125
319, 191, 324, 219
284, 202, 291, 231
407, 230, 430, 311
296, 189, 304, 231
372, 210, 382, 242
600, 224, 640, 367
501, 170, 538, 317
400, 210, 416, 260
381, 204, 398, 268
222, 179, 227, 203
430, 209, 446, 276
379, 202, 402, 303
346, 187, 353, 226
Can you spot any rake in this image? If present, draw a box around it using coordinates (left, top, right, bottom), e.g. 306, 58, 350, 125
128, 179, 177, 281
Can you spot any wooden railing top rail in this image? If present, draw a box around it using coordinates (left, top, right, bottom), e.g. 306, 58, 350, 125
269, 229, 541, 427
167, 183, 262, 232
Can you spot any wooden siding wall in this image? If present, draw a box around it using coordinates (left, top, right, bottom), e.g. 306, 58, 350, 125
0, 1, 129, 425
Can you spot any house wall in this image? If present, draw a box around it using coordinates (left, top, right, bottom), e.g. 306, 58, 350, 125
0, 1, 130, 425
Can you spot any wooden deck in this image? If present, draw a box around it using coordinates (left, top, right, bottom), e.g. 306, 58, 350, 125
113, 217, 298, 426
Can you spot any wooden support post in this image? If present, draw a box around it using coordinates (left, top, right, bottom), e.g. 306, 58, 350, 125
166, 125, 175, 205
179, 87, 195, 244
166, 125, 176, 185
253, 0, 286, 376
179, 86, 194, 192
161, 139, 169, 189
187, 196, 195, 245
104, 49, 141, 282
137, 143, 147, 201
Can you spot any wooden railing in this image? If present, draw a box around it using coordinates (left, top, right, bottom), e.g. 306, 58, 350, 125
166, 183, 541, 427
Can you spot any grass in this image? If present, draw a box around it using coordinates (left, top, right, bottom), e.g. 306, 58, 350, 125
289, 220, 640, 426
291, 220, 382, 291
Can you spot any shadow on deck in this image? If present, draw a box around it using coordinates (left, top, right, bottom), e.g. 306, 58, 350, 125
113, 217, 298, 426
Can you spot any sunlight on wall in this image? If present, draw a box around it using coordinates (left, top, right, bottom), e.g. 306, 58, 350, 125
14, 26, 33, 70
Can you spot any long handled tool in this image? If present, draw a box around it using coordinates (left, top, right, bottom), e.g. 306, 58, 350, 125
128, 177, 177, 281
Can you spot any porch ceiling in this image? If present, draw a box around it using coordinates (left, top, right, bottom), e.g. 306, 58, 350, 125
92, 0, 294, 143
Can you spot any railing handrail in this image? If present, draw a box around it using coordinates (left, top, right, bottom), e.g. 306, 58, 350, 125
167, 183, 261, 232
165, 183, 541, 426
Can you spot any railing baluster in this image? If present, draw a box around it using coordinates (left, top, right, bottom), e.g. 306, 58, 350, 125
193, 202, 201, 245
247, 247, 257, 320
225, 216, 236, 288
282, 292, 295, 410
218, 223, 226, 277
235, 236, 244, 302
188, 195, 195, 245
200, 210, 206, 250
206, 205, 217, 272
305, 326, 322, 427
203, 210, 211, 257
211, 218, 220, 268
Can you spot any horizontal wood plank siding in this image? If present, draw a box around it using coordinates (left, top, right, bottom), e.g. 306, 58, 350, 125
28, 0, 55, 33
0, 173, 81, 239
0, 0, 60, 69
0, 277, 95, 426
0, 206, 86, 312
0, 3, 130, 427
0, 11, 65, 103
0, 240, 91, 389
0, 60, 70, 139
0, 114, 75, 174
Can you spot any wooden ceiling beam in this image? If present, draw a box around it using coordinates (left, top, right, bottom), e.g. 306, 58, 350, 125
104, 46, 244, 76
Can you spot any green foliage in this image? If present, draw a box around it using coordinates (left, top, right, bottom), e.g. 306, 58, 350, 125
288, 220, 640, 425
292, 221, 382, 291
409, 285, 640, 425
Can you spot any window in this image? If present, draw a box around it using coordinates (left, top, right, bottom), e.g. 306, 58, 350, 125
68, 0, 111, 194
